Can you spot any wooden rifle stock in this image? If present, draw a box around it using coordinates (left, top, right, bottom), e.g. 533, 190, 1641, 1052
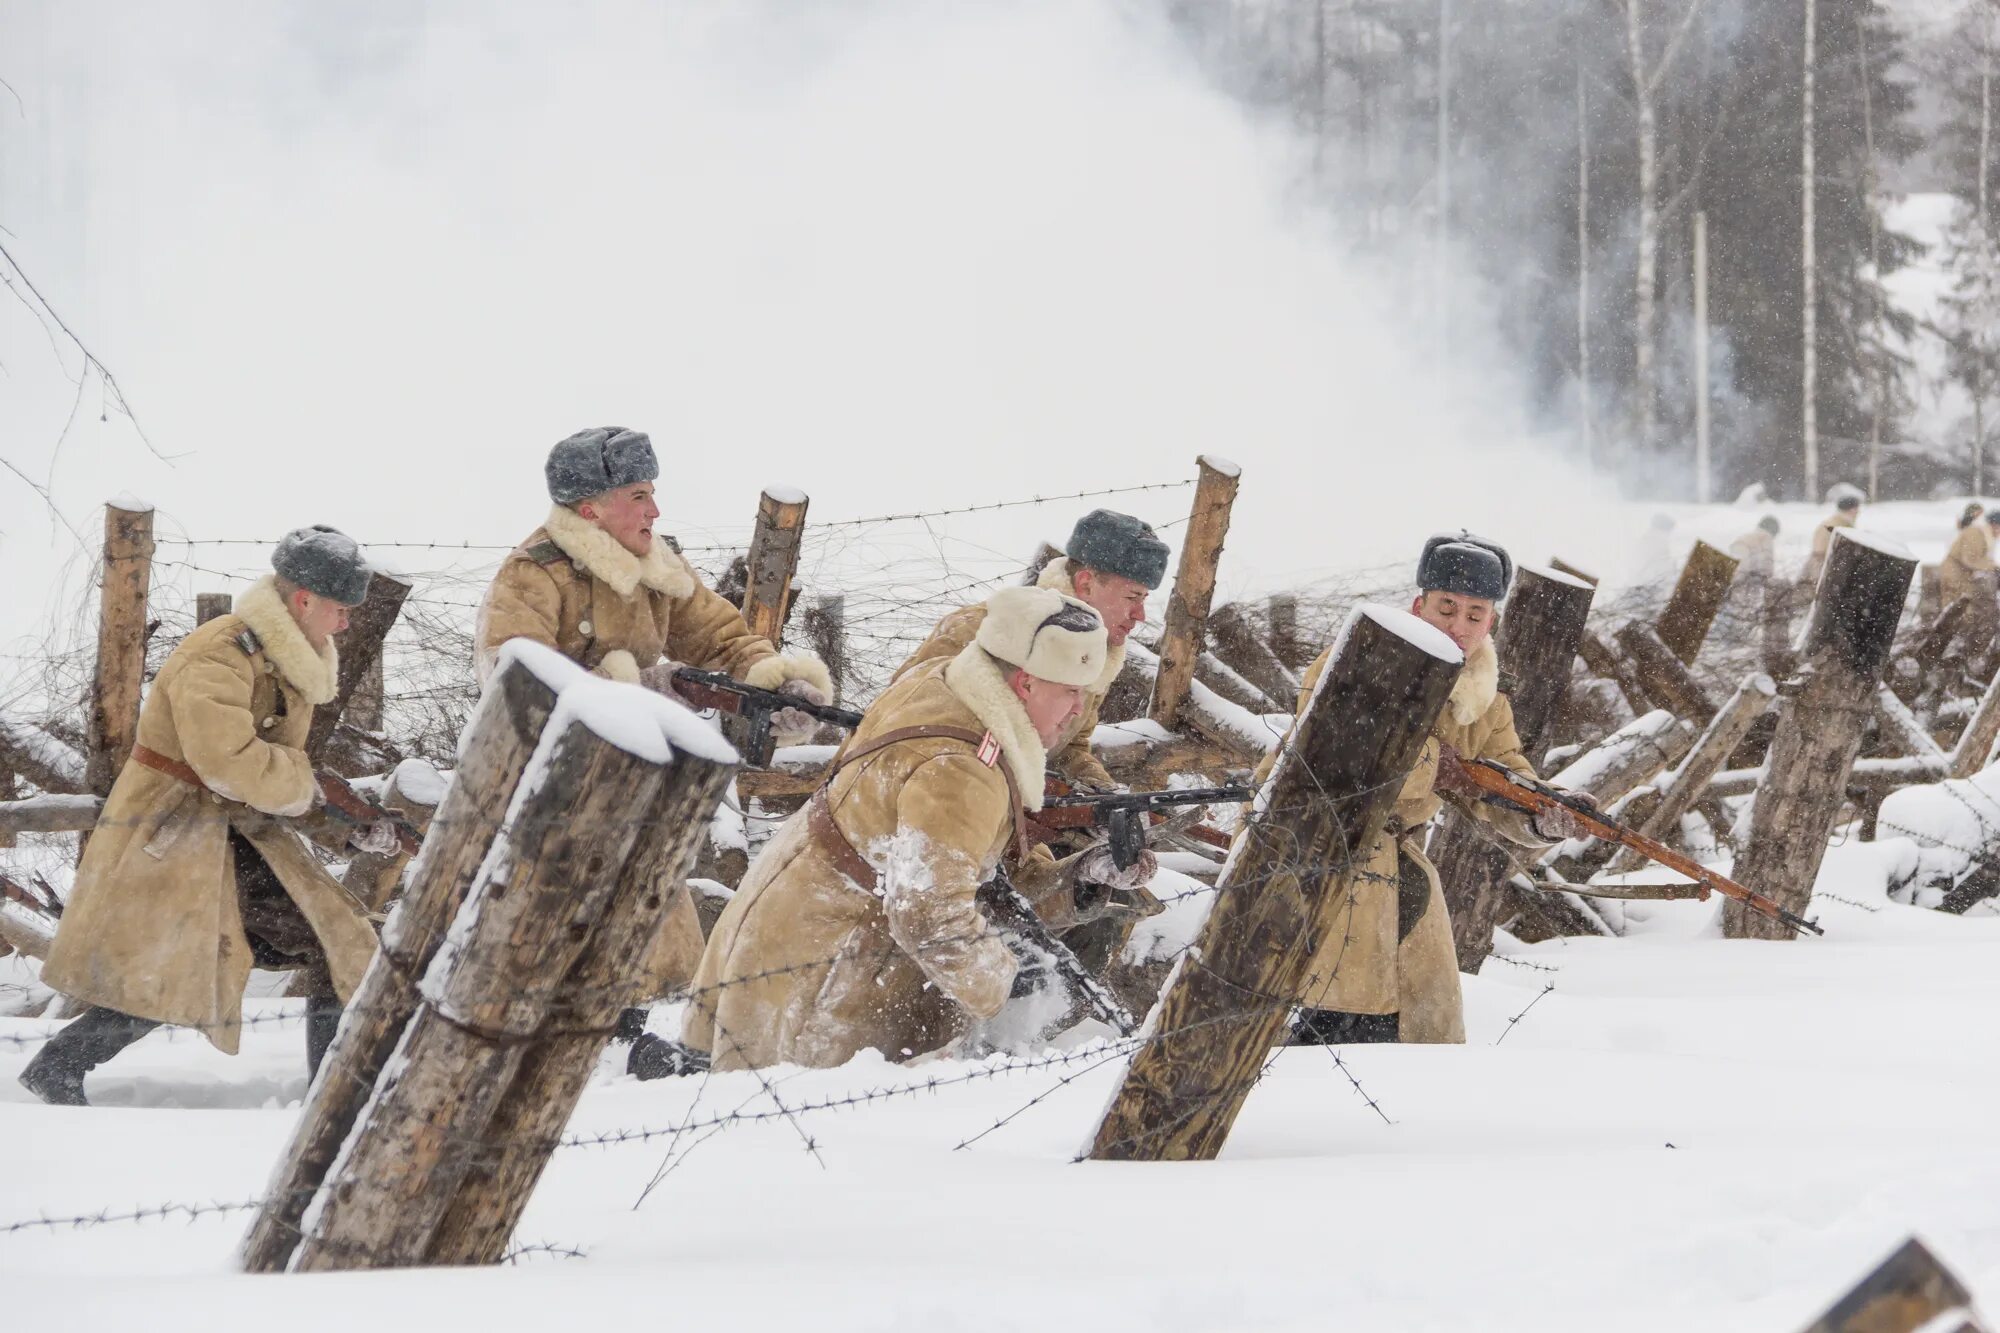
1437, 748, 1824, 937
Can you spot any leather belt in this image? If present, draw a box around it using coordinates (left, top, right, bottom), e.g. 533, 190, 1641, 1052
802, 724, 1026, 893
131, 744, 213, 795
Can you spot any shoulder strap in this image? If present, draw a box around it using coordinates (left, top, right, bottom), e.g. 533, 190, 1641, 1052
823, 724, 1025, 859
523, 539, 566, 566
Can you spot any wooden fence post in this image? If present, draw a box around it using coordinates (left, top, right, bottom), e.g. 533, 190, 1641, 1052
1949, 666, 2000, 778
289, 697, 688, 1271
1148, 456, 1242, 730
1761, 576, 1799, 679
1615, 622, 1719, 724
1208, 602, 1301, 712
85, 500, 156, 796
1799, 1237, 1979, 1333
240, 646, 577, 1273
425, 735, 736, 1264
1654, 539, 1739, 664
1431, 565, 1597, 968
305, 572, 411, 761
741, 486, 808, 647
798, 595, 847, 702
195, 592, 233, 626
1266, 594, 1309, 670
1604, 674, 1775, 875
1021, 541, 1064, 586
1086, 605, 1461, 1162
1549, 557, 1599, 586
1724, 531, 1916, 940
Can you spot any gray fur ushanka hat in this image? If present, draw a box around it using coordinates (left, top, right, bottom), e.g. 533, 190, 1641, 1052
272, 525, 372, 606
1065, 509, 1171, 590
1418, 530, 1513, 602
546, 427, 660, 506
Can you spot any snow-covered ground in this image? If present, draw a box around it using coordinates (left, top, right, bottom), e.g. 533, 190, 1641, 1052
3, 836, 1996, 1332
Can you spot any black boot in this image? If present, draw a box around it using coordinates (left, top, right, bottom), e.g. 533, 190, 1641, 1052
18, 1007, 162, 1106
1289, 1008, 1399, 1046
627, 1033, 710, 1081
304, 995, 343, 1083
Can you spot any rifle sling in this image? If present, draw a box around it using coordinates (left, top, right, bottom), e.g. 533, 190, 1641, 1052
806, 725, 1026, 893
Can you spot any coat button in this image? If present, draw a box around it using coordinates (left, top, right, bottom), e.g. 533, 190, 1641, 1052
578, 620, 593, 636
260, 716, 275, 730
209, 793, 223, 805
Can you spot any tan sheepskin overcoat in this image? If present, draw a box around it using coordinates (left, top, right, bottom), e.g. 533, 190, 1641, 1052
684, 646, 1076, 1070
889, 558, 1123, 789
1940, 520, 1996, 610
41, 577, 379, 1053
476, 503, 834, 997
1255, 633, 1552, 1043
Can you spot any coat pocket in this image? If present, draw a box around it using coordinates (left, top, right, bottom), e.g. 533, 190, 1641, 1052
139, 787, 201, 861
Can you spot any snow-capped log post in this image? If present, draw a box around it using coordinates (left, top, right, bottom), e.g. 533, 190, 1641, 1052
241, 647, 575, 1273
1604, 674, 1775, 875
1725, 531, 1916, 940
1087, 606, 1460, 1163
425, 729, 736, 1265
1578, 630, 1648, 719
305, 570, 411, 762
1431, 564, 1598, 968
1654, 539, 1739, 665
85, 499, 156, 797
1209, 602, 1302, 715
1148, 456, 1241, 731
1615, 622, 1719, 725
741, 486, 809, 647
1949, 666, 2000, 779
287, 677, 730, 1272
1798, 1236, 1978, 1333
195, 592, 232, 625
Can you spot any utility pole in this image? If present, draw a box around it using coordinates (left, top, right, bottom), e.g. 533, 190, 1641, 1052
1695, 210, 1711, 503
1803, 0, 1820, 502
1436, 0, 1452, 384
1578, 48, 1594, 471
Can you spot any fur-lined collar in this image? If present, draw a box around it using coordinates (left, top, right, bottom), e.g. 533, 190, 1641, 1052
542, 504, 695, 601
942, 645, 1050, 811
234, 576, 339, 705
1447, 635, 1499, 727
1034, 557, 1128, 696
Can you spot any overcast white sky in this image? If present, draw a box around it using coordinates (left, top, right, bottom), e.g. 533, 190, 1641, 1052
1, 0, 1612, 666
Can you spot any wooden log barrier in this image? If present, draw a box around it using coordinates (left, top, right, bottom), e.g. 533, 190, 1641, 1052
741, 486, 809, 647
86, 500, 156, 796
425, 724, 737, 1264
1149, 456, 1241, 730
1949, 665, 2000, 779
1604, 674, 1774, 875
1208, 602, 1301, 713
240, 645, 579, 1273
1265, 594, 1310, 671
1655, 539, 1739, 665
1615, 622, 1719, 724
798, 594, 847, 702
1724, 531, 1916, 940
1086, 605, 1461, 1162
195, 592, 233, 626
1546, 709, 1697, 808
0, 794, 105, 837
306, 570, 412, 761
1578, 630, 1648, 719
1430, 565, 1598, 969
289, 682, 707, 1271
1873, 684, 1948, 765
1799, 1236, 1981, 1333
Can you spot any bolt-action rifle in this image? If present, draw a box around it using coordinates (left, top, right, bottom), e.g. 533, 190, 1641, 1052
1435, 747, 1824, 937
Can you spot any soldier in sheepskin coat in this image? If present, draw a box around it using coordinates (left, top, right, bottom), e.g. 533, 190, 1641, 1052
27, 528, 385, 1106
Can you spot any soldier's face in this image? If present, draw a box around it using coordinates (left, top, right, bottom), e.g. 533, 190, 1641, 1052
1070, 567, 1149, 647
1010, 671, 1087, 746
579, 482, 661, 556
1412, 590, 1496, 654
290, 588, 352, 652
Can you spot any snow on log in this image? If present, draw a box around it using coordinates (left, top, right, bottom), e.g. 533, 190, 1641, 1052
0, 793, 104, 837
1874, 683, 1948, 765
1605, 674, 1773, 875
1087, 605, 1459, 1162
1547, 709, 1696, 807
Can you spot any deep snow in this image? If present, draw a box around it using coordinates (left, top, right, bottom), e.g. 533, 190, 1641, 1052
2, 835, 1996, 1332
